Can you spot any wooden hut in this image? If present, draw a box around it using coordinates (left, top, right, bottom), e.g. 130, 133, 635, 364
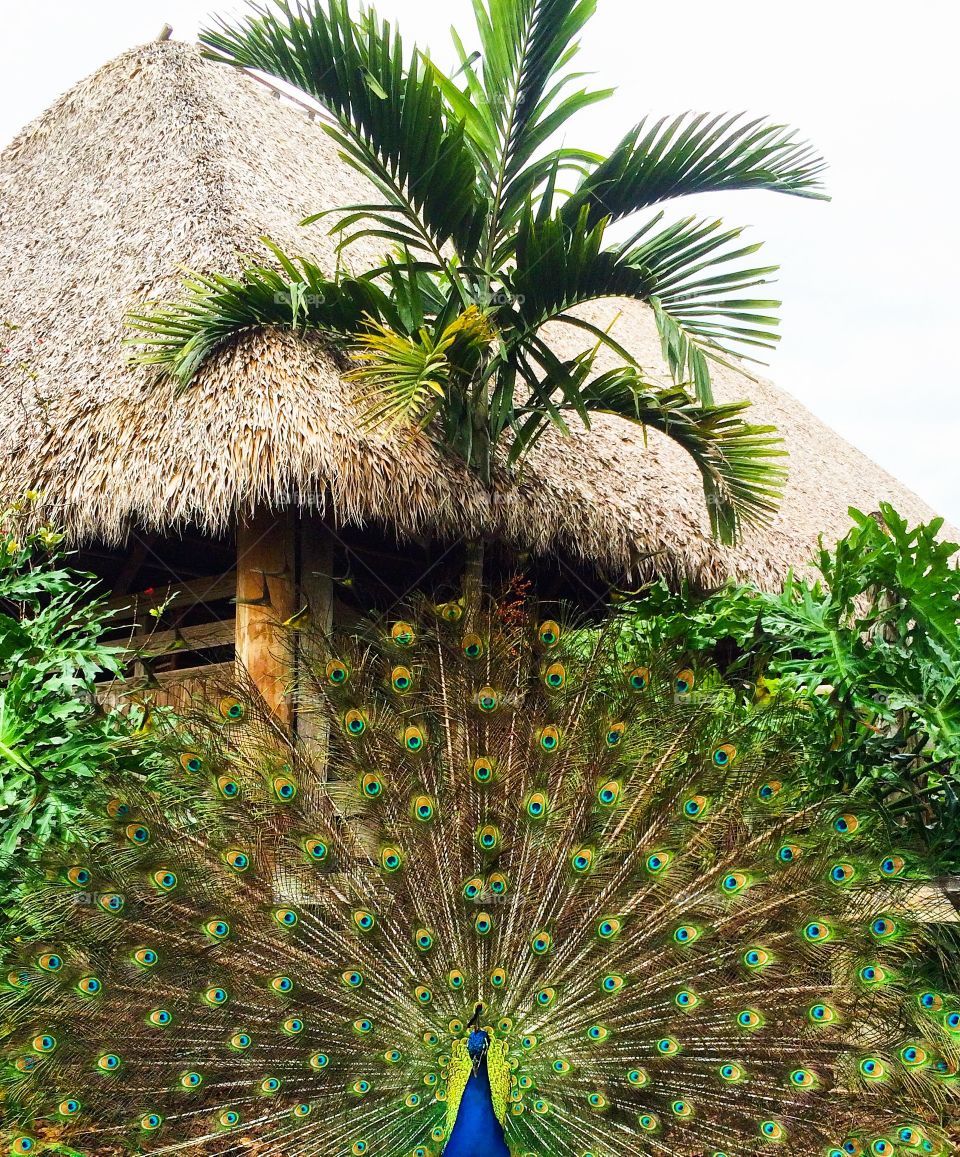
0, 39, 949, 719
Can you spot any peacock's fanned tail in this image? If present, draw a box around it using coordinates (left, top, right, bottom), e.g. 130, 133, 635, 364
1, 594, 956, 1156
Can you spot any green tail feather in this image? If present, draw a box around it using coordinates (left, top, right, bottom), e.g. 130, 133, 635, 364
1, 592, 957, 1156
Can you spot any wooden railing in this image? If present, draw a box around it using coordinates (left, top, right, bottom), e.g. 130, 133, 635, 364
97, 661, 236, 711
98, 572, 238, 708
102, 572, 237, 622
127, 617, 236, 660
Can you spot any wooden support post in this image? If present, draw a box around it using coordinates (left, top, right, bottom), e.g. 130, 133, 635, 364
300, 514, 335, 637
296, 514, 335, 750
236, 509, 296, 725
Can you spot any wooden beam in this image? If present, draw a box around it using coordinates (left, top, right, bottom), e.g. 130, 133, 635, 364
126, 617, 236, 659
236, 510, 296, 725
98, 660, 235, 712
104, 572, 237, 620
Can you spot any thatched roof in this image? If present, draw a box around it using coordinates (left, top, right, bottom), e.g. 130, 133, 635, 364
0, 40, 949, 588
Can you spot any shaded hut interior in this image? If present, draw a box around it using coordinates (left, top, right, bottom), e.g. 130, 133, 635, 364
78, 516, 612, 722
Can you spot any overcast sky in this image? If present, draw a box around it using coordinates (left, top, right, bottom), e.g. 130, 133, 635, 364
4, 1, 958, 526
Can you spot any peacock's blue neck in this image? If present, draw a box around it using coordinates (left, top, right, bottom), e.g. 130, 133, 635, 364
442, 1053, 511, 1157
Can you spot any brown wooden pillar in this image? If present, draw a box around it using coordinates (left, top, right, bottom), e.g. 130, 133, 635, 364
236, 508, 297, 725
299, 513, 335, 638
296, 513, 335, 749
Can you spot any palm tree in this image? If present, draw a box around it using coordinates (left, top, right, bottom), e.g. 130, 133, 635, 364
130, 0, 828, 544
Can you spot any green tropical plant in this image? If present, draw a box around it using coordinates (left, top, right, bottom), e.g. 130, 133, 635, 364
129, 0, 828, 543
0, 501, 141, 907
616, 504, 960, 872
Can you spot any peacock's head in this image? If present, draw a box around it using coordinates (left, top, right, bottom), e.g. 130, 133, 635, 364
465, 1000, 488, 1060
467, 1029, 490, 1060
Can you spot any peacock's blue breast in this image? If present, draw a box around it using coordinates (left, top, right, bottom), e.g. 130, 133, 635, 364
442, 1054, 511, 1157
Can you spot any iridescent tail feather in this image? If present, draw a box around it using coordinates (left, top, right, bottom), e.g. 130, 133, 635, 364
1, 592, 956, 1156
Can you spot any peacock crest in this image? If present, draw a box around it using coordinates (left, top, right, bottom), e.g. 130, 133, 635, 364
0, 594, 956, 1156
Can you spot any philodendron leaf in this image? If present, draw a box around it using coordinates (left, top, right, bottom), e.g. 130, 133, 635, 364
0, 613, 33, 663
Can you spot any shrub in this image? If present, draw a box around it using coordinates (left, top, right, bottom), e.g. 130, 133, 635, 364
0, 498, 136, 908
617, 504, 960, 870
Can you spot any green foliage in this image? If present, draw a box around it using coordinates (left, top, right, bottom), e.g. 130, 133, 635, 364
129, 242, 395, 383
562, 111, 828, 227
128, 0, 830, 543
616, 504, 960, 870
0, 502, 137, 906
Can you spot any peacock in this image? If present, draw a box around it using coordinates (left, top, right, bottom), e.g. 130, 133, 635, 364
1, 588, 957, 1157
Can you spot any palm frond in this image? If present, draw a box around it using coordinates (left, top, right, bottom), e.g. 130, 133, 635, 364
466, 0, 609, 245
564, 111, 828, 229
513, 361, 787, 544
505, 207, 781, 406
200, 0, 487, 259
127, 243, 392, 387
581, 368, 787, 544
477, 0, 603, 165
346, 307, 497, 429
620, 213, 782, 403
473, 0, 594, 140
428, 29, 498, 185
431, 43, 599, 239
375, 255, 451, 333
345, 322, 451, 431
491, 147, 599, 238
509, 207, 654, 328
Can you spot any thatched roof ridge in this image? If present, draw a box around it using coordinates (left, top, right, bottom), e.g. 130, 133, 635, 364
0, 40, 949, 587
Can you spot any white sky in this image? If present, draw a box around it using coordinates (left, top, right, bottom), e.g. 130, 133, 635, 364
4, 0, 959, 526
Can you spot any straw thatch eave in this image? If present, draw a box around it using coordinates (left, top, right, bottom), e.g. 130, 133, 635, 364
0, 40, 950, 589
